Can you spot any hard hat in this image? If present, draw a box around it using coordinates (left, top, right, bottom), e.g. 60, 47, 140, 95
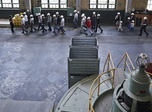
131, 13, 134, 15
97, 14, 100, 16
21, 15, 23, 18
23, 12, 26, 15
53, 14, 56, 17
127, 17, 130, 19
81, 14, 84, 17
74, 10, 77, 13
132, 20, 134, 23
82, 13, 85, 16
93, 12, 96, 14
41, 14, 44, 16
47, 13, 50, 16
56, 12, 59, 15
87, 17, 90, 19
120, 21, 123, 23
30, 14, 33, 17
117, 12, 120, 15
60, 15, 63, 18
143, 17, 147, 19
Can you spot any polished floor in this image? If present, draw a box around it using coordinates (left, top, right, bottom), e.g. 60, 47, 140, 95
0, 25, 152, 112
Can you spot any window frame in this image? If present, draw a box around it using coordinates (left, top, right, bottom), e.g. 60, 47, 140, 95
0, 0, 19, 8
89, 0, 116, 9
41, 0, 67, 9
147, 0, 152, 10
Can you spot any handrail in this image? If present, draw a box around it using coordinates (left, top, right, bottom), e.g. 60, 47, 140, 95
88, 69, 115, 112
117, 52, 136, 74
103, 53, 115, 72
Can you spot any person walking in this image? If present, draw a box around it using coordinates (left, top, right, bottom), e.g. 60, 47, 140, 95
91, 12, 96, 29
60, 15, 65, 34
21, 15, 28, 34
52, 14, 58, 34
85, 17, 93, 36
95, 14, 103, 33
115, 12, 121, 28
9, 15, 15, 33
139, 17, 149, 36
73, 10, 78, 28
37, 14, 42, 31
47, 13, 52, 32
30, 14, 36, 32
41, 14, 47, 34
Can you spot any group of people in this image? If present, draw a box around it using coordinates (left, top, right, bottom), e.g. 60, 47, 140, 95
9, 11, 65, 35
78, 11, 103, 36
115, 12, 149, 36
9, 10, 149, 36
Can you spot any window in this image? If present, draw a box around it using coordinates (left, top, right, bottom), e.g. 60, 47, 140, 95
0, 0, 19, 8
41, 0, 67, 8
90, 0, 116, 9
147, 0, 152, 10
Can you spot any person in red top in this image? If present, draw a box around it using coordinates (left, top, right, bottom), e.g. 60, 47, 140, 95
85, 17, 93, 36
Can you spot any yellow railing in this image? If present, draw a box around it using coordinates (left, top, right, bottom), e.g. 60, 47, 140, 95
117, 52, 136, 73
88, 53, 115, 112
103, 53, 115, 73
88, 69, 115, 112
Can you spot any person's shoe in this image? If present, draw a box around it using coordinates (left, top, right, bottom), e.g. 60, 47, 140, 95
85, 33, 88, 35
139, 34, 142, 36
91, 33, 93, 36
146, 34, 149, 36
101, 30, 103, 33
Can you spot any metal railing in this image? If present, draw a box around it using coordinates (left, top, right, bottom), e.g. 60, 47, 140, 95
117, 52, 136, 73
88, 53, 115, 112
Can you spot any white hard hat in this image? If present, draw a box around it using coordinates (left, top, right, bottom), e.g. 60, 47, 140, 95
127, 17, 130, 19
143, 16, 147, 19
41, 14, 44, 16
74, 10, 77, 13
53, 14, 56, 17
23, 12, 26, 15
81, 14, 84, 17
132, 20, 134, 23
117, 12, 120, 15
120, 21, 123, 23
30, 14, 33, 17
82, 13, 85, 16
97, 14, 100, 16
60, 15, 63, 18
56, 12, 59, 15
131, 13, 134, 15
93, 12, 96, 14
87, 17, 90, 19
47, 13, 50, 16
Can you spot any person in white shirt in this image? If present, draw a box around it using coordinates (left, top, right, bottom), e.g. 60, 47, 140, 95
130, 20, 134, 32
30, 14, 36, 32
47, 13, 52, 32
60, 15, 65, 34
80, 14, 87, 33
118, 21, 123, 31
21, 15, 28, 34
37, 14, 42, 31
24, 15, 28, 29
73, 10, 78, 28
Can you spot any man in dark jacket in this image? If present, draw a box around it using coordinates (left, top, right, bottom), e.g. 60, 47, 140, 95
139, 17, 149, 36
95, 14, 103, 33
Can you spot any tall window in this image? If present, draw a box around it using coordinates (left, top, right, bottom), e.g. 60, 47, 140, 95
147, 0, 152, 10
0, 0, 19, 8
90, 0, 116, 9
41, 0, 67, 8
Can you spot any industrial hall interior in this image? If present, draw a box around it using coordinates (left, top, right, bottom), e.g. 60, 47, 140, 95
0, 0, 152, 112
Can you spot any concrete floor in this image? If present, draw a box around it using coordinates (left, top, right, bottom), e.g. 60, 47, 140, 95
0, 25, 152, 112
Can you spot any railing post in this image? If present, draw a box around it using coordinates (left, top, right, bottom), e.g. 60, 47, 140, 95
124, 54, 127, 71
98, 76, 100, 96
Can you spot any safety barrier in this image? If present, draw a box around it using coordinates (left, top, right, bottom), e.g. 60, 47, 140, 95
70, 37, 98, 47
117, 52, 136, 73
88, 53, 115, 112
69, 46, 98, 59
